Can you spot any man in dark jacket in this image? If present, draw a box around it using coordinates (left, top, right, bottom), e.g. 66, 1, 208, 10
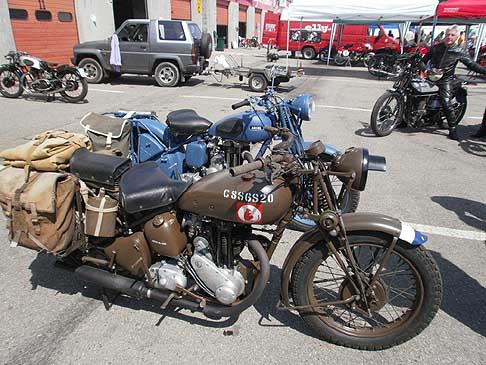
419, 25, 486, 140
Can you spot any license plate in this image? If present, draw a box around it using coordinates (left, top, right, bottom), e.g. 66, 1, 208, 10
77, 68, 87, 78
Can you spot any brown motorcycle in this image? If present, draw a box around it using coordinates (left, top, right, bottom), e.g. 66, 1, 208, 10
5, 128, 442, 350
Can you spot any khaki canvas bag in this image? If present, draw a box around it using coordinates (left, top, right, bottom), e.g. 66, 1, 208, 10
80, 112, 131, 157
0, 167, 77, 255
0, 130, 91, 171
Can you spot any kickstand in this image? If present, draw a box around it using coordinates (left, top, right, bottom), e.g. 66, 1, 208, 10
100, 287, 120, 311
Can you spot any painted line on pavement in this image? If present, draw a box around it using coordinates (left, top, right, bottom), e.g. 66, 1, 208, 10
182, 95, 483, 119
89, 88, 125, 94
407, 223, 486, 241
316, 104, 372, 112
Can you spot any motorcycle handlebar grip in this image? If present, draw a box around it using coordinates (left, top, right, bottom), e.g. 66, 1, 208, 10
229, 160, 264, 176
231, 100, 251, 110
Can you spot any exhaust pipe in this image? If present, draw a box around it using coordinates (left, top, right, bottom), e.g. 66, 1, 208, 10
368, 68, 398, 77
75, 239, 270, 318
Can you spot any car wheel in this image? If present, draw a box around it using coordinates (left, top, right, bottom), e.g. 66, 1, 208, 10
302, 47, 316, 60
78, 58, 104, 84
154, 62, 180, 87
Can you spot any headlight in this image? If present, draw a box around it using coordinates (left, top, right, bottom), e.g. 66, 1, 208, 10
289, 94, 314, 121
331, 148, 386, 191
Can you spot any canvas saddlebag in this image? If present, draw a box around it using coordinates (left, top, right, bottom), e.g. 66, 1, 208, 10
0, 167, 77, 255
80, 112, 131, 157
0, 130, 91, 172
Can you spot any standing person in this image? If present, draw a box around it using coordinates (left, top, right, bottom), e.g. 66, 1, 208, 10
419, 25, 486, 140
471, 108, 486, 138
388, 30, 394, 37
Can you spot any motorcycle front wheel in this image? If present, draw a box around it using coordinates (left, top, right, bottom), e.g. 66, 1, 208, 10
0, 68, 23, 98
370, 91, 403, 137
60, 71, 88, 103
291, 232, 442, 350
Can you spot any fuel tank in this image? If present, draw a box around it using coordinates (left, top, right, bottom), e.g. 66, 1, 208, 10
209, 111, 272, 143
178, 169, 292, 225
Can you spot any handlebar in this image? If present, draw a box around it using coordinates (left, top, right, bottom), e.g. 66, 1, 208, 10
231, 100, 251, 110
229, 154, 285, 176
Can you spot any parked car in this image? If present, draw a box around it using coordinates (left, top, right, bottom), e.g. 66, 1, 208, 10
72, 19, 212, 87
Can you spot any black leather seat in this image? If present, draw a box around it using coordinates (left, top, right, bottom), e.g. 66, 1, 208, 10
120, 162, 190, 214
166, 109, 212, 136
70, 148, 131, 187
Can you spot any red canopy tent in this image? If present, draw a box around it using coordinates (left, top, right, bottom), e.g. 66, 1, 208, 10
437, 0, 486, 23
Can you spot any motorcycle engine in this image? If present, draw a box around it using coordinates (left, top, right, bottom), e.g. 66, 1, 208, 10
148, 259, 187, 291
187, 236, 245, 305
31, 78, 53, 92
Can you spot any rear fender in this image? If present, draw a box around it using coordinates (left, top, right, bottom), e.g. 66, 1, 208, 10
57, 66, 83, 78
279, 212, 427, 306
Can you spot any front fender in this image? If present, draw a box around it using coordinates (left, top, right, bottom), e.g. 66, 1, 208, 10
279, 212, 427, 306
0, 64, 23, 79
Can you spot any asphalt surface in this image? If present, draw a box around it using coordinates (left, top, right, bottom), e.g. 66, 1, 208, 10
0, 48, 485, 364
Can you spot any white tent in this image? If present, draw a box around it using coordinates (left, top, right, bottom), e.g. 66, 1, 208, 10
287, 0, 439, 23
286, 0, 440, 64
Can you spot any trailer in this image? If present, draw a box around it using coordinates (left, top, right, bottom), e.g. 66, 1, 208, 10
205, 54, 302, 92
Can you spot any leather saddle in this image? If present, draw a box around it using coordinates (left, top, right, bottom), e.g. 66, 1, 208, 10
70, 148, 131, 189
120, 161, 189, 214
166, 109, 212, 137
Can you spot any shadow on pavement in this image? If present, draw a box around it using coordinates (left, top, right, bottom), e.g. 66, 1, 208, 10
457, 125, 486, 157
431, 250, 486, 338
106, 75, 205, 87
431, 196, 486, 231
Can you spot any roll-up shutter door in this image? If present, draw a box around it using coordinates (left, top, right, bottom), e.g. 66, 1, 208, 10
217, 0, 229, 25
171, 0, 191, 20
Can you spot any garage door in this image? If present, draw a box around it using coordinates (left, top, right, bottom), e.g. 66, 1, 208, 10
239, 5, 247, 23
171, 0, 191, 20
255, 9, 262, 38
8, 0, 78, 64
217, 0, 228, 25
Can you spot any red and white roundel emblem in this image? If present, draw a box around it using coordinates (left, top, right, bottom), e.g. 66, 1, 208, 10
236, 202, 263, 224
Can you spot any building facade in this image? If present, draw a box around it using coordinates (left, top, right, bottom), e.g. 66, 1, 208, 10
2, 0, 280, 64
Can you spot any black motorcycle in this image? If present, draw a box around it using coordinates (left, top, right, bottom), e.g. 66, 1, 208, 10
370, 53, 468, 137
0, 51, 88, 103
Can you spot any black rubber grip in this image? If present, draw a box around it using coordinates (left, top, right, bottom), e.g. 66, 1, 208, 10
231, 100, 251, 110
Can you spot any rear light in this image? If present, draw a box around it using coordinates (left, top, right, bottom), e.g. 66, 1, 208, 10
192, 45, 197, 64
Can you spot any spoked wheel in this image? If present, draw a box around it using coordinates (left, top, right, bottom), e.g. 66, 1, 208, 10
291, 233, 442, 350
451, 99, 467, 127
60, 71, 88, 103
0, 68, 23, 98
370, 91, 403, 137
333, 54, 348, 66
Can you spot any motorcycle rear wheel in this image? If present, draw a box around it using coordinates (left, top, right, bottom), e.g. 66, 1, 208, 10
333, 54, 348, 66
370, 91, 403, 137
0, 68, 23, 98
291, 232, 442, 350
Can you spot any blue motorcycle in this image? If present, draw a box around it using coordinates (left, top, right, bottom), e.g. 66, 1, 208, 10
101, 88, 385, 231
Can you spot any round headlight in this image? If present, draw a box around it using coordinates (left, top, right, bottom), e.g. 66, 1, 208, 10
289, 94, 314, 121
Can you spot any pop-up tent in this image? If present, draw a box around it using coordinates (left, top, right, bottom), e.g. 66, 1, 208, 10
287, 0, 439, 64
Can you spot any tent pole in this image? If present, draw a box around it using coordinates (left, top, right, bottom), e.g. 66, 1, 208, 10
328, 23, 336, 66
286, 16, 290, 68
430, 2, 440, 47
474, 23, 485, 62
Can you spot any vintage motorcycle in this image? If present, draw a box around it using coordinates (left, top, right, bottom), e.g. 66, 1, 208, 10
87, 87, 386, 231
0, 51, 88, 103
36, 126, 441, 350
370, 52, 468, 137
333, 43, 374, 67
367, 46, 428, 79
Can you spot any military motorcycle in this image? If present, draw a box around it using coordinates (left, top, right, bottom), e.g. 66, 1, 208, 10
0, 51, 88, 103
370, 52, 468, 136
34, 126, 440, 351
